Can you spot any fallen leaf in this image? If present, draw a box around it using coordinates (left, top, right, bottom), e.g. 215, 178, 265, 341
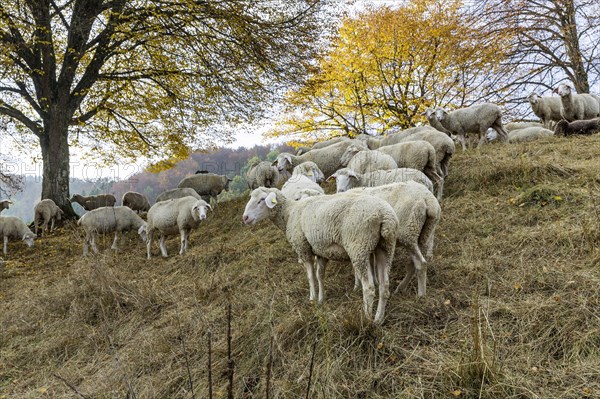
451, 389, 462, 397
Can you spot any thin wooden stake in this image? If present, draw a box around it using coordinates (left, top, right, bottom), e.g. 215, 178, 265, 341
305, 336, 318, 399
176, 309, 196, 399
227, 303, 235, 399
265, 333, 274, 399
208, 331, 213, 399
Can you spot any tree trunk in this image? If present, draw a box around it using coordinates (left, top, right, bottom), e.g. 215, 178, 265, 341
40, 118, 77, 219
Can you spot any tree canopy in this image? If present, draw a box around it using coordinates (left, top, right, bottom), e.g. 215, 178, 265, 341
269, 0, 511, 142
0, 0, 331, 215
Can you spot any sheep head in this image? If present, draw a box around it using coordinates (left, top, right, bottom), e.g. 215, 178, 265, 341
434, 107, 449, 122
527, 93, 540, 104
22, 232, 36, 248
243, 188, 280, 225
191, 200, 212, 221
554, 83, 572, 97
329, 168, 359, 193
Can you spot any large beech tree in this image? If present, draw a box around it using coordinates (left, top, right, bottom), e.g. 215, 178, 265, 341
0, 0, 329, 216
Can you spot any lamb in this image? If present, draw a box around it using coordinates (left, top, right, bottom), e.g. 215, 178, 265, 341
553, 84, 600, 122
347, 182, 441, 296
77, 206, 147, 256
246, 160, 280, 189
146, 197, 211, 258
508, 127, 554, 143
290, 161, 325, 183
339, 145, 398, 174
330, 168, 434, 194
273, 139, 366, 178
527, 93, 563, 128
33, 199, 64, 235
433, 103, 509, 150
281, 175, 325, 201
0, 215, 36, 255
155, 188, 202, 203
0, 200, 12, 213
122, 191, 151, 213
177, 173, 232, 205
70, 193, 117, 211
376, 140, 444, 199
242, 187, 399, 324
554, 118, 600, 136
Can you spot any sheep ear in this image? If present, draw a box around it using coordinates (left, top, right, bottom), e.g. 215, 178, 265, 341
284, 153, 292, 163
205, 203, 213, 211
265, 192, 278, 208
552, 87, 558, 94
327, 173, 337, 182
348, 170, 359, 179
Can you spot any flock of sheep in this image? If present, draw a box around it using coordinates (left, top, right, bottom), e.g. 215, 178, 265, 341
1, 82, 599, 324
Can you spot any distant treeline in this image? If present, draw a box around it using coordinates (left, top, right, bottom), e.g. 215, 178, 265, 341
2, 144, 292, 222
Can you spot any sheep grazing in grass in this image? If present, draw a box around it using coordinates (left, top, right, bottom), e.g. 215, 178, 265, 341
330, 168, 434, 194
508, 127, 554, 143
177, 173, 232, 205
505, 121, 543, 132
348, 181, 441, 296
146, 197, 211, 258
243, 187, 399, 324
554, 118, 600, 137
376, 140, 444, 199
246, 160, 280, 189
122, 191, 151, 213
0, 215, 36, 255
291, 161, 325, 184
527, 93, 563, 128
553, 84, 600, 122
340, 145, 397, 174
434, 103, 509, 150
155, 188, 202, 203
70, 193, 117, 211
273, 139, 366, 178
77, 206, 147, 256
0, 200, 12, 213
282, 175, 325, 201
33, 199, 64, 235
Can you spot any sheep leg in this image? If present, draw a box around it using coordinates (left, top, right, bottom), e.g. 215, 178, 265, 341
316, 257, 328, 304
111, 232, 119, 250
412, 244, 428, 296
355, 256, 376, 320
159, 235, 168, 257
353, 273, 360, 291
373, 248, 391, 325
179, 229, 189, 255
91, 232, 99, 253
146, 229, 154, 259
50, 218, 55, 232
34, 217, 39, 235
302, 259, 317, 302
395, 262, 415, 294
3, 236, 8, 255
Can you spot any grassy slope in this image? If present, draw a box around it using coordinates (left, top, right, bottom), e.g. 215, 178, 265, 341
1, 135, 599, 399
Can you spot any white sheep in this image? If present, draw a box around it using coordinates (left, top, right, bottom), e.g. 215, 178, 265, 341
347, 182, 441, 296
178, 173, 232, 205
553, 84, 600, 122
33, 199, 64, 235
504, 121, 543, 132
339, 145, 398, 174
122, 191, 151, 213
273, 139, 366, 178
330, 168, 434, 194
281, 175, 325, 201
0, 199, 12, 213
146, 197, 211, 258
242, 187, 399, 324
77, 206, 147, 256
70, 193, 117, 211
376, 140, 444, 199
155, 188, 202, 203
508, 127, 554, 143
526, 92, 563, 128
0, 215, 36, 255
246, 160, 280, 189
290, 161, 325, 183
367, 128, 455, 178
434, 103, 509, 150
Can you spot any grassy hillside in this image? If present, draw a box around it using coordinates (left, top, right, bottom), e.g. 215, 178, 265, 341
1, 135, 599, 398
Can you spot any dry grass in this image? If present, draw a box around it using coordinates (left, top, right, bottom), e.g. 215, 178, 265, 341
1, 135, 599, 398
